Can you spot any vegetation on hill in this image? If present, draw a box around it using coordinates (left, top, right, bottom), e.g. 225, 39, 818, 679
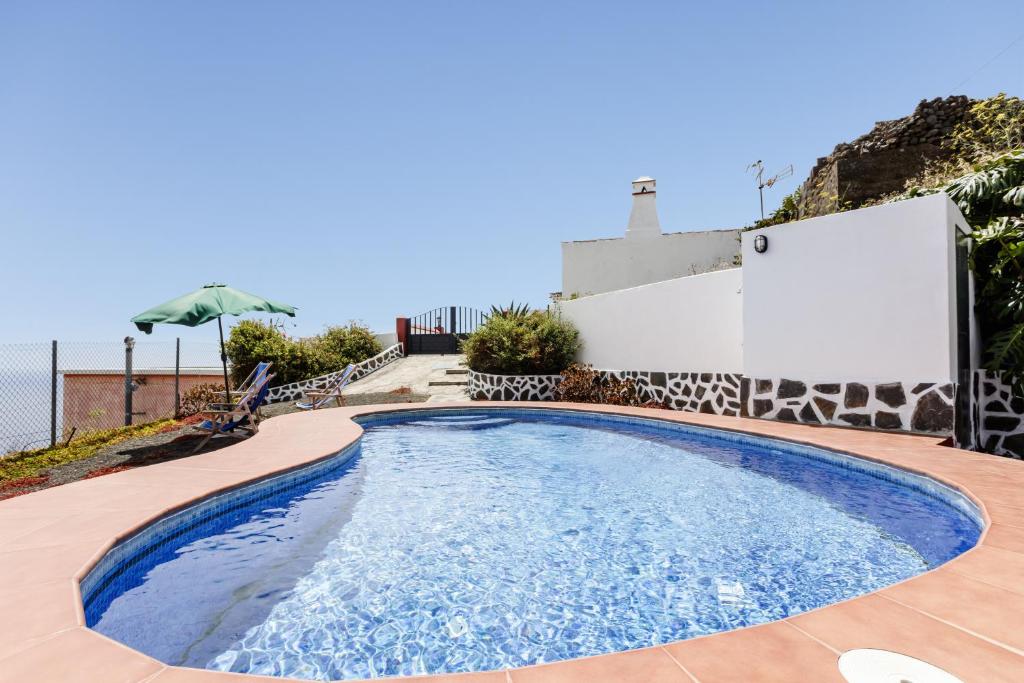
226, 320, 382, 387
463, 306, 580, 375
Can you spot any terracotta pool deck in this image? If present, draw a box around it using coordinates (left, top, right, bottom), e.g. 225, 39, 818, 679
1, 402, 1023, 683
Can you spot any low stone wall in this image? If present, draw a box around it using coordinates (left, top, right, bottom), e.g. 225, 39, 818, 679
266, 344, 404, 404
468, 369, 744, 416
468, 371, 561, 401
469, 368, 960, 434
972, 371, 1024, 459
604, 370, 743, 416
743, 378, 955, 434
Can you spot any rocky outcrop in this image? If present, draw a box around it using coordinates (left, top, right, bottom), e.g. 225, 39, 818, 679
799, 96, 975, 216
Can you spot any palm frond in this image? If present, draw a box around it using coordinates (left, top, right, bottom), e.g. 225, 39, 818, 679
945, 152, 1024, 215
1003, 184, 1024, 208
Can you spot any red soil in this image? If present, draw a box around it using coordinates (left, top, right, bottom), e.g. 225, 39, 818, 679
0, 475, 50, 500
84, 464, 135, 479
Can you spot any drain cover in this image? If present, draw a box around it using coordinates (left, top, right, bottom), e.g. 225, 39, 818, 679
839, 649, 963, 683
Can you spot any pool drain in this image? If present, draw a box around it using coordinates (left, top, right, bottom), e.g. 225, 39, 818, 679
838, 649, 963, 683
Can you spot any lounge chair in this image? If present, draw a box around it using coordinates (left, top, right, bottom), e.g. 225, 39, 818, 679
216, 361, 273, 402
296, 364, 356, 410
192, 366, 275, 453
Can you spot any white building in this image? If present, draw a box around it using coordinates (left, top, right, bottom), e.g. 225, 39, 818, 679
553, 187, 974, 437
560, 177, 741, 298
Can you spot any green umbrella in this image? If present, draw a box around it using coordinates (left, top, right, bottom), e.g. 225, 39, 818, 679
131, 284, 296, 392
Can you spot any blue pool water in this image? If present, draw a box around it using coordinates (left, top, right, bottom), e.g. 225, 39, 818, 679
84, 409, 981, 679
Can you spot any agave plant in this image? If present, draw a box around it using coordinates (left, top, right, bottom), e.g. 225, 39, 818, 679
945, 153, 1024, 393
488, 301, 532, 319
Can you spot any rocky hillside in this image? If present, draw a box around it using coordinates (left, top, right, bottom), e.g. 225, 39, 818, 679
798, 96, 975, 216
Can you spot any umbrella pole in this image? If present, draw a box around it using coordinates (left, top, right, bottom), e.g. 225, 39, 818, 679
218, 316, 231, 395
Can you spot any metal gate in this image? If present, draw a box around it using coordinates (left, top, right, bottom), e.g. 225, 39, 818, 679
405, 306, 486, 354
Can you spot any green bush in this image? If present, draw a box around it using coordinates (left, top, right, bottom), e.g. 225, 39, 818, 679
463, 310, 580, 375
225, 320, 382, 387
319, 324, 382, 368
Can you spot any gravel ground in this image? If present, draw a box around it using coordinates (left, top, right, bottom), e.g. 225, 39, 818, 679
5, 392, 427, 498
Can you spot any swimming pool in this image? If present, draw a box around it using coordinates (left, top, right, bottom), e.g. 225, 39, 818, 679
82, 408, 982, 680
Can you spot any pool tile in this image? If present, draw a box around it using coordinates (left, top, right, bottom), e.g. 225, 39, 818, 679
0, 508, 69, 545
943, 545, 1024, 596
663, 621, 844, 682
0, 579, 80, 660
506, 647, 691, 683
983, 523, 1024, 553
980, 501, 1024, 529
787, 593, 1024, 682
965, 484, 1024, 510
2, 508, 157, 552
881, 567, 1024, 652
0, 627, 163, 682
0, 540, 107, 588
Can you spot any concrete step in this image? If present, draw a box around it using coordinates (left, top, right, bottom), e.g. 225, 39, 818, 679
445, 368, 469, 375
428, 380, 469, 387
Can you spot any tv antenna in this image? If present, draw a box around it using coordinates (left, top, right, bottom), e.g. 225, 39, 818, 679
747, 160, 793, 220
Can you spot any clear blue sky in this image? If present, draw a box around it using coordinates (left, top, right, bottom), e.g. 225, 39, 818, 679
2, 1, 1022, 344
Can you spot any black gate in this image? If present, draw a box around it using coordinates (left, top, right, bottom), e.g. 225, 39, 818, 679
406, 306, 486, 354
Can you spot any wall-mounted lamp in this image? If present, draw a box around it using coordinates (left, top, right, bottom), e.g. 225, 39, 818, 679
753, 234, 768, 254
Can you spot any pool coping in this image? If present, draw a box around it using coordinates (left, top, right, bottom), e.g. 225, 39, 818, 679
0, 401, 1022, 683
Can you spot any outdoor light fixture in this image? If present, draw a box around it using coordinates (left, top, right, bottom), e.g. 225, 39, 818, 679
754, 234, 768, 253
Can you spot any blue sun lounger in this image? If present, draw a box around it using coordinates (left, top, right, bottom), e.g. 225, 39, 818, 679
296, 364, 356, 410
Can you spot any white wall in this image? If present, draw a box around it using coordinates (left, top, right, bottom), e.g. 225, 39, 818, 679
561, 229, 740, 298
558, 268, 743, 372
374, 331, 398, 349
742, 193, 970, 383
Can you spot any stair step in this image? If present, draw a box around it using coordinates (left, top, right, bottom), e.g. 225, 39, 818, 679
445, 368, 469, 375
428, 380, 469, 387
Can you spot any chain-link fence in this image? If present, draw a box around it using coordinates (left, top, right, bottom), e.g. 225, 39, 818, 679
0, 339, 222, 456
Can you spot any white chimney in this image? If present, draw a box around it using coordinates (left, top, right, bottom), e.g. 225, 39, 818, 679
625, 176, 660, 239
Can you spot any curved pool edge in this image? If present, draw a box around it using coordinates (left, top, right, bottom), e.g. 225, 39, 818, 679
1, 401, 1023, 683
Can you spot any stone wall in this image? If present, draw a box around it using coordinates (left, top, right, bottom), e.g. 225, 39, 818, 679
468, 369, 744, 416
799, 96, 974, 216
265, 344, 404, 404
470, 369, 971, 437
972, 371, 1024, 459
468, 371, 562, 401
743, 378, 956, 434
604, 371, 743, 416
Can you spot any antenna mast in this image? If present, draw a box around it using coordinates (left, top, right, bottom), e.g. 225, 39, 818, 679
746, 161, 794, 220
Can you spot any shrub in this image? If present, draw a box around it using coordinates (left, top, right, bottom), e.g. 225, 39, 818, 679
948, 93, 1024, 163
226, 320, 382, 387
554, 363, 646, 406
179, 383, 225, 417
319, 324, 382, 367
224, 320, 291, 386
463, 310, 580, 375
